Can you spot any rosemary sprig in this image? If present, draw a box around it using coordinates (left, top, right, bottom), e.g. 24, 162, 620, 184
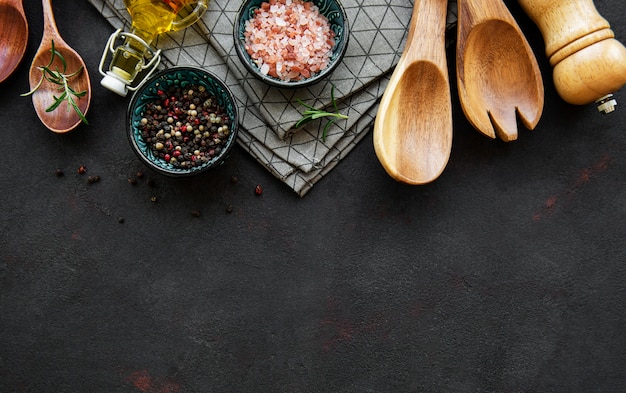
295, 84, 347, 142
22, 40, 89, 125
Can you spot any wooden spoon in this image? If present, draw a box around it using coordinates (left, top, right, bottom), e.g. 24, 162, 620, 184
28, 0, 91, 133
456, 0, 543, 142
0, 0, 28, 83
373, 0, 452, 185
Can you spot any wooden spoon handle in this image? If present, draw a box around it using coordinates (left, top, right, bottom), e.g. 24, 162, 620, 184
7, 0, 25, 10
403, 0, 448, 67
41, 0, 63, 43
457, 0, 515, 34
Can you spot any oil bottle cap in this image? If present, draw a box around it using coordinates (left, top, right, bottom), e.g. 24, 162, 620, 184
101, 72, 129, 97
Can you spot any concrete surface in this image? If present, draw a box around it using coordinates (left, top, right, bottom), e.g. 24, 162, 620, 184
1, 1, 625, 392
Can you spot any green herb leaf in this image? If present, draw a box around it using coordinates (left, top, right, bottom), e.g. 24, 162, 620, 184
47, 91, 68, 112
21, 39, 88, 125
331, 84, 339, 113
295, 84, 348, 142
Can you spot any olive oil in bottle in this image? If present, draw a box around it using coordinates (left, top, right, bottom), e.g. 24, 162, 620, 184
100, 0, 208, 96
128, 0, 200, 39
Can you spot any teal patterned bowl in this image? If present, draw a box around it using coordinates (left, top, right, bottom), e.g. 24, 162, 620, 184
127, 67, 239, 177
234, 0, 349, 88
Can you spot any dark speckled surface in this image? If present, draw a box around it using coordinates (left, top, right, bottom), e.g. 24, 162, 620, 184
1, 1, 625, 392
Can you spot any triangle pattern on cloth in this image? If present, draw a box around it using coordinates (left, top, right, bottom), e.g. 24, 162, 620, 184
87, 0, 458, 196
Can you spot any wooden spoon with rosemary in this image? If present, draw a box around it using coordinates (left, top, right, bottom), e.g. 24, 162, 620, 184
25, 0, 91, 133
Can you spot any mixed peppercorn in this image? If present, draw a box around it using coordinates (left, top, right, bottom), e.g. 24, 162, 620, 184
137, 84, 231, 169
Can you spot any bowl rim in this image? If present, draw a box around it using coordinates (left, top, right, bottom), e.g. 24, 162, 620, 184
127, 66, 239, 177
233, 0, 350, 89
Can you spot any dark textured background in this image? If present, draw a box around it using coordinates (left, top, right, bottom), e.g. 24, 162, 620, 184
1, 1, 625, 392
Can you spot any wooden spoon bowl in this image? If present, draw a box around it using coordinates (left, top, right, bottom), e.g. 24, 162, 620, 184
0, 0, 28, 83
28, 0, 91, 133
373, 0, 452, 184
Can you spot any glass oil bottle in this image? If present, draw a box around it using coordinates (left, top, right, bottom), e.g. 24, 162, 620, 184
99, 0, 209, 96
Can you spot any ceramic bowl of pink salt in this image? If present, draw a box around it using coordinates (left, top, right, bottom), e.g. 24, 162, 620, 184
234, 0, 349, 88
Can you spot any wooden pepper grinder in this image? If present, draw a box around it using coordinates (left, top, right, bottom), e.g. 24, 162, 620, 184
518, 0, 626, 113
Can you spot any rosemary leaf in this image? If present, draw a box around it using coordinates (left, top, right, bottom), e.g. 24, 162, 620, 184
65, 66, 84, 79
21, 39, 88, 125
295, 84, 348, 142
47, 92, 67, 112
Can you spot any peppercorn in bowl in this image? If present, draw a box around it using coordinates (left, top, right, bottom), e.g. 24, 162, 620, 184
127, 67, 239, 177
234, 0, 349, 88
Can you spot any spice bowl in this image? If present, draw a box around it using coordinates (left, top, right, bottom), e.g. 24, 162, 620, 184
234, 0, 349, 89
127, 66, 239, 177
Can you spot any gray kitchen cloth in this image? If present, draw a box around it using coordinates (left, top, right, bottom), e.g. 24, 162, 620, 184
88, 0, 457, 196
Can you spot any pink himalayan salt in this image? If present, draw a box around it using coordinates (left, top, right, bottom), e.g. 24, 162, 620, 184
243, 0, 336, 82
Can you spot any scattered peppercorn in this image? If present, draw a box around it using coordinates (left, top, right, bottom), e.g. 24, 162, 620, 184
150, 196, 158, 203
137, 84, 232, 170
118, 217, 125, 224
136, 170, 144, 178
191, 210, 201, 217
87, 175, 100, 184
128, 177, 137, 185
56, 169, 64, 177
78, 165, 87, 175
230, 175, 238, 184
255, 185, 263, 196
226, 204, 234, 213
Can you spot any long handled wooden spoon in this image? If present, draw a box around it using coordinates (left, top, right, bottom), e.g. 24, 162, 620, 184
28, 0, 91, 133
373, 0, 452, 184
0, 0, 28, 83
456, 0, 543, 141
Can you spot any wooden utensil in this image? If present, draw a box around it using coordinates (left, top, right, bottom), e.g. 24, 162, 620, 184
0, 0, 28, 83
373, 0, 452, 185
28, 0, 91, 133
518, 0, 626, 114
456, 0, 544, 141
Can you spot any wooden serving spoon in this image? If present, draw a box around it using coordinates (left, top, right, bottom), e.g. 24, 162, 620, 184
456, 0, 543, 141
28, 0, 91, 133
0, 0, 28, 83
373, 0, 452, 185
